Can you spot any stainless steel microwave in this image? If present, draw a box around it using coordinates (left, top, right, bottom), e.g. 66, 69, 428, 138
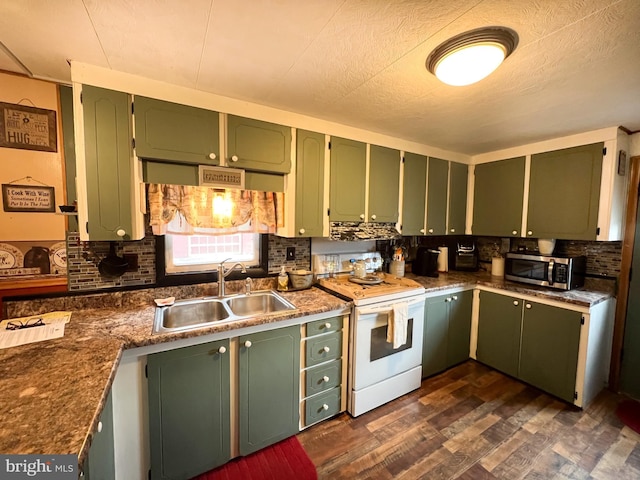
505, 253, 587, 290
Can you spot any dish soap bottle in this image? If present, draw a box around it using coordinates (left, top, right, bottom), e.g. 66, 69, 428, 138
277, 266, 289, 291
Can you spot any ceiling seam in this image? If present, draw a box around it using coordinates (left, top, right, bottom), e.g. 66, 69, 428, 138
0, 40, 32, 77
196, 0, 216, 88
80, 0, 111, 69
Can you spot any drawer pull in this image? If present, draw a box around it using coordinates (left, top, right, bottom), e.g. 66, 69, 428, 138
208, 153, 217, 160
324, 322, 331, 329
512, 230, 518, 235
323, 346, 330, 353
230, 155, 239, 162
513, 300, 519, 306
299, 228, 305, 234
217, 346, 226, 354
525, 303, 532, 309
244, 340, 252, 348
97, 421, 103, 433
452, 295, 458, 301
323, 375, 330, 383
322, 404, 329, 411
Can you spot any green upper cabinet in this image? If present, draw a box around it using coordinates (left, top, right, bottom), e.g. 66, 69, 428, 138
476, 290, 523, 378
401, 152, 427, 235
329, 137, 366, 221
519, 301, 582, 403
147, 340, 231, 480
134, 96, 220, 165
426, 157, 448, 235
527, 143, 604, 240
238, 326, 300, 456
295, 130, 325, 237
473, 157, 525, 237
82, 85, 136, 241
369, 145, 400, 223
227, 115, 291, 174
448, 162, 468, 235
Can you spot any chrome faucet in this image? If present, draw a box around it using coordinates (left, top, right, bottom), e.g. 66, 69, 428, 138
217, 258, 247, 297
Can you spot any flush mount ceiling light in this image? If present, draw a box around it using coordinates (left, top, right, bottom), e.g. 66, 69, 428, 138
426, 27, 518, 86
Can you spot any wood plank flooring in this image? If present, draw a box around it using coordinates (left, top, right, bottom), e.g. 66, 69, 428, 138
297, 361, 640, 479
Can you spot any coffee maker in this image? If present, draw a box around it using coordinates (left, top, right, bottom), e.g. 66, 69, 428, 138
412, 247, 440, 277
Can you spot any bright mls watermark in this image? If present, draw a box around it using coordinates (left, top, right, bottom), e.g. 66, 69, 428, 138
0, 455, 77, 479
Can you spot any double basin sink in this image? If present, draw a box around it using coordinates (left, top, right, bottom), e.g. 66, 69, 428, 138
153, 290, 296, 334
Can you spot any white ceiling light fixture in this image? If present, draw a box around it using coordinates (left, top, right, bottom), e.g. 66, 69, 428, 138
426, 27, 519, 86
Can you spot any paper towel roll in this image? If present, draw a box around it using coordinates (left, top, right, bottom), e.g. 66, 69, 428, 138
492, 257, 505, 277
437, 247, 448, 272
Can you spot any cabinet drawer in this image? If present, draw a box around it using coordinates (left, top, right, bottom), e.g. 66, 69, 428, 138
304, 388, 341, 425
305, 359, 342, 397
306, 317, 341, 337
305, 331, 342, 367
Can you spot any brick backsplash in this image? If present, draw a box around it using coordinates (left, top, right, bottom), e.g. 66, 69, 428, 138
66, 232, 156, 291
67, 232, 310, 291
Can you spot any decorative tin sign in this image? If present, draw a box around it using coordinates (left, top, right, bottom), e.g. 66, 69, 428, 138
2, 184, 55, 212
0, 102, 57, 152
198, 165, 245, 189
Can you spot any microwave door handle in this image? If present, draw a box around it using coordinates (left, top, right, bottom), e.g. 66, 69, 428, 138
547, 259, 555, 285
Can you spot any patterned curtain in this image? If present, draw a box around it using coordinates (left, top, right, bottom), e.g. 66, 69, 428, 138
148, 184, 284, 235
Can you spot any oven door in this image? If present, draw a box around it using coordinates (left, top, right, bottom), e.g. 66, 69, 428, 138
351, 296, 425, 391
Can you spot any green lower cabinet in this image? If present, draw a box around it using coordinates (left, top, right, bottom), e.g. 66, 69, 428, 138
519, 302, 582, 402
238, 326, 300, 455
422, 291, 472, 378
147, 340, 231, 480
476, 291, 523, 378
83, 391, 115, 480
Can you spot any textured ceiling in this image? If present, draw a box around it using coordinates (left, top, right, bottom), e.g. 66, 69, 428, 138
0, 0, 638, 155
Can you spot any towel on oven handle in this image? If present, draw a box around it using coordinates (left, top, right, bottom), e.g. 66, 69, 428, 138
386, 301, 409, 349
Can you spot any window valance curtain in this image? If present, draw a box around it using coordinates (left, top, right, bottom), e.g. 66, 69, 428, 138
148, 184, 284, 235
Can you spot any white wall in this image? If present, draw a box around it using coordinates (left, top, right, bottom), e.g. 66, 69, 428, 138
630, 132, 640, 157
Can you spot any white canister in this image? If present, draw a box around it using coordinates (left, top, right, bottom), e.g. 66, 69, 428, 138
437, 247, 448, 272
491, 257, 505, 277
389, 260, 405, 277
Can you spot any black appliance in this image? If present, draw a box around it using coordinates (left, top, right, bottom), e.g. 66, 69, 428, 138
412, 247, 440, 277
453, 241, 478, 271
505, 252, 586, 290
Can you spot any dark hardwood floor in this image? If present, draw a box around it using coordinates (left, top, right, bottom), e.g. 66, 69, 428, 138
297, 361, 640, 479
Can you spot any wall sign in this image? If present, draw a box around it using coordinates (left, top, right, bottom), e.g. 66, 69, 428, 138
198, 165, 245, 189
2, 184, 55, 212
0, 102, 57, 152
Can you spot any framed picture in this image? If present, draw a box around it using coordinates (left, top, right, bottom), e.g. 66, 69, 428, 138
2, 184, 56, 212
0, 102, 57, 152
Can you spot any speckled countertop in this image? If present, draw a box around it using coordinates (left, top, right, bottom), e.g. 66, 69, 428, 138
0, 272, 615, 468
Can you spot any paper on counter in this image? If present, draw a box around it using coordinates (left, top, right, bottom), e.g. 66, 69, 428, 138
0, 311, 72, 349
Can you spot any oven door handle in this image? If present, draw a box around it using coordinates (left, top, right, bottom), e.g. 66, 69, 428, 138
356, 296, 425, 315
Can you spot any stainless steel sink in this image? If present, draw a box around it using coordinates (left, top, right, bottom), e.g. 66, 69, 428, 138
153, 291, 296, 334
225, 291, 296, 317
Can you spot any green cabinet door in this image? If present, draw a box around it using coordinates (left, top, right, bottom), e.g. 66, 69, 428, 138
448, 162, 468, 235
401, 152, 427, 235
227, 115, 291, 174
527, 143, 603, 240
329, 137, 366, 221
239, 326, 300, 455
147, 340, 231, 480
295, 130, 325, 237
134, 96, 220, 165
447, 290, 473, 366
473, 157, 525, 237
84, 391, 115, 480
476, 291, 522, 378
369, 145, 400, 223
426, 157, 448, 235
82, 85, 135, 241
519, 302, 581, 402
423, 295, 449, 378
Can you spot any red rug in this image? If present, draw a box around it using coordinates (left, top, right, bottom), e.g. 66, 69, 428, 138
192, 436, 317, 480
615, 399, 640, 435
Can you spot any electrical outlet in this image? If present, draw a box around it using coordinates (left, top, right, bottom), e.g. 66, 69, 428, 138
286, 247, 296, 261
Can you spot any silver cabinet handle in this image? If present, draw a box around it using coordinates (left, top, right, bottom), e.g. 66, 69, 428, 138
244, 340, 252, 348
